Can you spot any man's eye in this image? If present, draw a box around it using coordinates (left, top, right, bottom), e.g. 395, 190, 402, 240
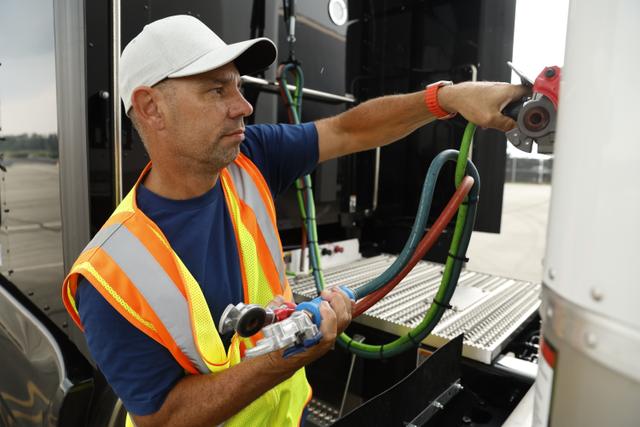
212, 87, 223, 95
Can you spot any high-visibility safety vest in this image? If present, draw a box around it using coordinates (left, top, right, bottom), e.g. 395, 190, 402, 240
62, 153, 312, 426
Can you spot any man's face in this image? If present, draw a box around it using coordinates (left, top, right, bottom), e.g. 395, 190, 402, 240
159, 63, 253, 171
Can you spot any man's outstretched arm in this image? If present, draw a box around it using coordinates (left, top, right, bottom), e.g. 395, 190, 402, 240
315, 81, 528, 163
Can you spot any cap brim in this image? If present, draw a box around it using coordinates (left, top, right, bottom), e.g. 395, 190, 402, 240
167, 38, 277, 78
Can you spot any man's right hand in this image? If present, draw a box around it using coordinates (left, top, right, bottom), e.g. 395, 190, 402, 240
133, 293, 352, 427
321, 287, 354, 335
268, 288, 354, 369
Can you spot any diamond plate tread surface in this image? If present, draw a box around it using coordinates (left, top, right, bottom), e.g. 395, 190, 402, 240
290, 255, 541, 364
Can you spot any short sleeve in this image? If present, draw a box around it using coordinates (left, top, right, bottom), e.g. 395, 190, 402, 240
76, 277, 185, 415
241, 122, 319, 197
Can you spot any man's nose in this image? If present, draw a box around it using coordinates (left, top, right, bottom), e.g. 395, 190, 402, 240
229, 90, 254, 119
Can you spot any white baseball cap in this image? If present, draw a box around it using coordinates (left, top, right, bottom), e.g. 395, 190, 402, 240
119, 15, 277, 113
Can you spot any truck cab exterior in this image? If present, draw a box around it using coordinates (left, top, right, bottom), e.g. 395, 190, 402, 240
0, 1, 516, 425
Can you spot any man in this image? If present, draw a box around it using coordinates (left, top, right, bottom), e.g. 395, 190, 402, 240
62, 15, 526, 427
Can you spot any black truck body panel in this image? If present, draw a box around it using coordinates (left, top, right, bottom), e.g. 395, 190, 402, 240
0, 1, 518, 425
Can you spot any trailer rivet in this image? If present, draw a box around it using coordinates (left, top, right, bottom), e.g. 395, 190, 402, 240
585, 332, 597, 348
590, 288, 603, 302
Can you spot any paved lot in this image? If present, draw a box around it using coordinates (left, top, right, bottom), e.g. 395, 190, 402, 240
0, 162, 551, 304
466, 183, 552, 283
0, 160, 66, 326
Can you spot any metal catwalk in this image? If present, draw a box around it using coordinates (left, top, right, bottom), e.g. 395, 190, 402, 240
290, 255, 540, 364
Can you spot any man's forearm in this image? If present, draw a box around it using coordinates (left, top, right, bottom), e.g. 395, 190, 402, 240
132, 290, 350, 427
133, 352, 301, 427
316, 82, 527, 162
317, 91, 434, 161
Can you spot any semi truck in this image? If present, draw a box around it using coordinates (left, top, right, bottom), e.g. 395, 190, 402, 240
1, 0, 637, 425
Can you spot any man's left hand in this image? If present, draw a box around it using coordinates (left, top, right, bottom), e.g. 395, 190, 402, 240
320, 287, 354, 335
438, 82, 531, 132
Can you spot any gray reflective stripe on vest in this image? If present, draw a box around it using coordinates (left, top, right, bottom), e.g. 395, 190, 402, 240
226, 162, 287, 292
83, 223, 122, 253
100, 226, 209, 373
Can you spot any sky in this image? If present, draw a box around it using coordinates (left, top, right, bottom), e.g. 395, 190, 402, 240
508, 0, 570, 158
511, 0, 570, 84
0, 0, 571, 137
0, 0, 58, 135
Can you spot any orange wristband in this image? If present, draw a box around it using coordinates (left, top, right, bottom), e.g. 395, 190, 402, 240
425, 80, 456, 120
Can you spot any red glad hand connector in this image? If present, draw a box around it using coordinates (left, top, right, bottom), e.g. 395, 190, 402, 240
533, 66, 561, 108
274, 302, 297, 322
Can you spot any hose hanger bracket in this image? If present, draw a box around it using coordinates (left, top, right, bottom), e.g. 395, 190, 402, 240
282, 0, 298, 63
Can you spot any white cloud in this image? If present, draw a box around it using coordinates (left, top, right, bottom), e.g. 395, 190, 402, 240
0, 0, 58, 135
511, 0, 570, 83
1, 70, 58, 135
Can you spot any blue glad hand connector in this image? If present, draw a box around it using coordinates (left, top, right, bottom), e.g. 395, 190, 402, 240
247, 286, 356, 360
283, 332, 324, 358
282, 286, 356, 358
295, 285, 356, 327
337, 285, 356, 300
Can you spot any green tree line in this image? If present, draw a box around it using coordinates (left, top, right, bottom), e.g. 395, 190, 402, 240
0, 133, 58, 158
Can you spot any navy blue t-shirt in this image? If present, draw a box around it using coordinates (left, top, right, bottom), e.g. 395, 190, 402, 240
76, 123, 318, 415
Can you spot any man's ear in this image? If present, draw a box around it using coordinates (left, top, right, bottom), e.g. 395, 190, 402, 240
130, 86, 166, 131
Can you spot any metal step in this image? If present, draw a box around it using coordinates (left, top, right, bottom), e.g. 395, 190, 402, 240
305, 398, 339, 427
290, 255, 541, 364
